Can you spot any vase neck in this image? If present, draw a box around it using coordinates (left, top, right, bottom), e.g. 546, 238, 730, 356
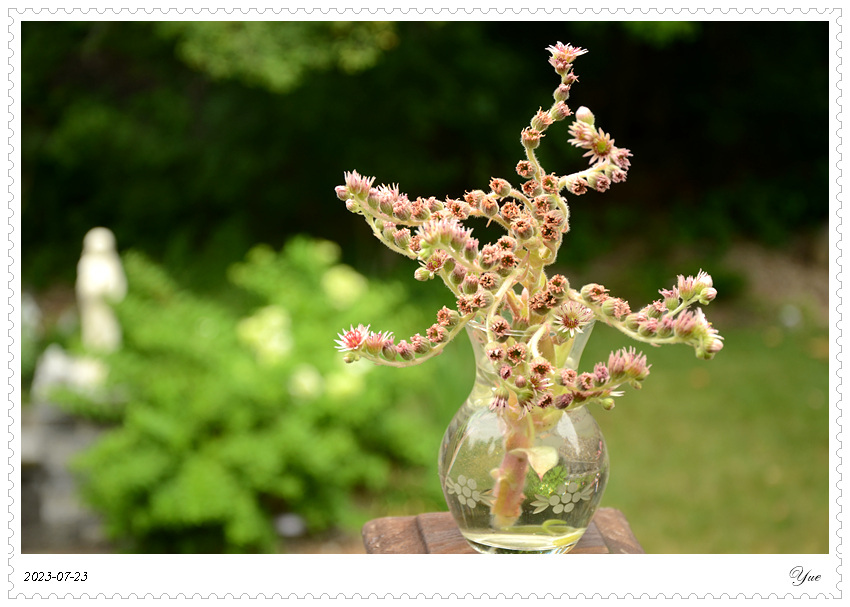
465, 320, 595, 383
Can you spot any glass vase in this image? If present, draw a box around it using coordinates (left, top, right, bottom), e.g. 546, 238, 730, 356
438, 320, 609, 554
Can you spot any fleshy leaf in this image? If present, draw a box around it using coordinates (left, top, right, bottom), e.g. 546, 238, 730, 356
509, 446, 559, 480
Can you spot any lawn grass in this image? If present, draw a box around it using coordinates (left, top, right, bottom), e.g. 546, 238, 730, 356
583, 322, 830, 553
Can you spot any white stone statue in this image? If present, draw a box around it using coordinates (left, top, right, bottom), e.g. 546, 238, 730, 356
76, 227, 127, 353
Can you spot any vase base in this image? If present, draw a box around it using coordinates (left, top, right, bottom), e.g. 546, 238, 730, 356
462, 527, 585, 554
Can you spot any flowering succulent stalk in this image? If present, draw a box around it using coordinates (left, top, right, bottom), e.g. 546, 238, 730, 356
334, 42, 723, 528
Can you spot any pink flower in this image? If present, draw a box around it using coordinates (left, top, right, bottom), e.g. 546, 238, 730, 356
594, 363, 610, 384
581, 283, 610, 304
568, 121, 594, 147
334, 324, 371, 352
516, 160, 535, 179
601, 297, 631, 320
547, 274, 569, 295
592, 173, 611, 193
464, 190, 486, 208
577, 372, 595, 391
521, 127, 543, 149
546, 42, 588, 74
427, 323, 448, 344
489, 315, 511, 338
486, 343, 506, 363
489, 387, 510, 412
343, 170, 375, 197
506, 342, 527, 365
559, 368, 578, 387
530, 357, 553, 378
532, 107, 554, 131
489, 178, 512, 198
551, 101, 572, 122
554, 301, 594, 337
521, 179, 541, 197
363, 330, 391, 356
437, 306, 460, 327
568, 177, 588, 196
613, 147, 633, 170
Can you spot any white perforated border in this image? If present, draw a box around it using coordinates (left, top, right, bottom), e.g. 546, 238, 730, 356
4, 3, 843, 600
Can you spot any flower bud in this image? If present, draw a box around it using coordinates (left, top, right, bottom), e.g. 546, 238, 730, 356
516, 160, 535, 179
410, 333, 431, 355
555, 392, 575, 410
637, 317, 658, 337
437, 306, 460, 328
481, 196, 499, 218
396, 340, 415, 361
551, 101, 572, 121
393, 228, 411, 249
706, 337, 724, 354
489, 178, 512, 198
382, 222, 397, 242
486, 342, 505, 363
411, 198, 431, 221
475, 289, 495, 309
531, 108, 554, 131
600, 397, 616, 411
490, 386, 510, 411
335, 185, 350, 201
558, 368, 578, 387
461, 274, 479, 294
656, 315, 675, 338
624, 314, 641, 332
343, 352, 359, 364
366, 188, 381, 209
414, 267, 433, 281
554, 83, 571, 102
699, 287, 718, 305
521, 127, 543, 149
379, 195, 394, 216
449, 265, 467, 285
392, 200, 411, 221
381, 338, 397, 360
522, 179, 542, 198
580, 283, 609, 304
427, 323, 448, 344
463, 238, 479, 261
511, 216, 536, 241
576, 106, 595, 126
674, 311, 697, 338
590, 173, 610, 193
464, 190, 486, 208
643, 302, 663, 319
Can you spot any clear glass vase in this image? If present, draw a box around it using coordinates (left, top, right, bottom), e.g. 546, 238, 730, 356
438, 320, 609, 554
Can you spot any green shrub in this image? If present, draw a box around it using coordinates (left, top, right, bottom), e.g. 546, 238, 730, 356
62, 236, 470, 552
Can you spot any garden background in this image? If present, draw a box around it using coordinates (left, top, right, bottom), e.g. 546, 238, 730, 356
20, 20, 830, 554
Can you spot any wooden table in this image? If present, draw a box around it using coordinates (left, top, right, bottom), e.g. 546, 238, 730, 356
362, 507, 644, 554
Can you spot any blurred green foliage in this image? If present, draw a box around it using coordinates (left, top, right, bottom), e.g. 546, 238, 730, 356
157, 21, 398, 92
22, 21, 828, 290
59, 237, 470, 552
